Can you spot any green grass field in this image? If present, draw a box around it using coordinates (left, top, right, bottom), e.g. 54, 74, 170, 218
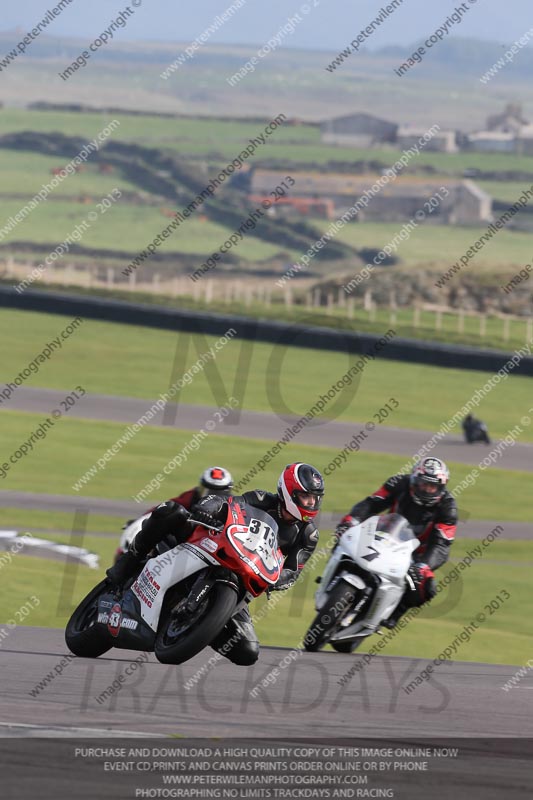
0, 108, 317, 150
0, 150, 141, 197
0, 200, 290, 261
477, 180, 533, 205
3, 107, 533, 280
1, 309, 531, 442
317, 219, 533, 269
3, 108, 533, 175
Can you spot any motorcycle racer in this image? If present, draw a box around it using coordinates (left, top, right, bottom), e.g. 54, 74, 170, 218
462, 413, 491, 445
335, 457, 457, 628
114, 466, 233, 562
106, 462, 325, 665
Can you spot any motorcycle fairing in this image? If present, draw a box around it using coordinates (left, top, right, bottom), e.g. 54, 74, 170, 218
130, 500, 283, 630
315, 514, 420, 640
187, 500, 283, 594
226, 521, 282, 584
342, 516, 418, 581
96, 589, 157, 650
130, 544, 214, 631
330, 579, 405, 640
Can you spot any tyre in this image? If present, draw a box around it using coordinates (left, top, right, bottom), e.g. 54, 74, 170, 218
331, 639, 363, 654
303, 581, 357, 652
65, 580, 112, 658
154, 582, 237, 665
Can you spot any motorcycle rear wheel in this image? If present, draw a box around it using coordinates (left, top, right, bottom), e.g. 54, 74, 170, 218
65, 580, 113, 658
154, 582, 237, 665
303, 582, 357, 652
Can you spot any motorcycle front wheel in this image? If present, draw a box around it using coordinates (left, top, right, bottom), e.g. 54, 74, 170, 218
303, 581, 357, 652
65, 580, 113, 658
154, 582, 237, 665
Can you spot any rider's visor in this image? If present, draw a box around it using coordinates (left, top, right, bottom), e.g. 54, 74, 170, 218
294, 491, 323, 511
418, 479, 440, 494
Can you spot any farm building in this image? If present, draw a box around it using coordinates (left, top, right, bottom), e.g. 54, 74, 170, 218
319, 112, 398, 147
249, 169, 492, 225
466, 131, 516, 153
515, 125, 533, 155
397, 126, 458, 153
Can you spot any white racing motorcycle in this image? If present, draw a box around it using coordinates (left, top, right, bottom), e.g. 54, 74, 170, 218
304, 513, 419, 653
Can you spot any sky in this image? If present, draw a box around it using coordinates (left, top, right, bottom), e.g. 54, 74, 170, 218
1, 0, 532, 52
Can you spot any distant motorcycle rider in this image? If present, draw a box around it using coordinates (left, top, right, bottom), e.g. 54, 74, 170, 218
462, 413, 491, 445
106, 462, 325, 665
335, 457, 457, 628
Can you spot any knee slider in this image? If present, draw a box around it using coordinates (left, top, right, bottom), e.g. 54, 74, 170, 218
230, 640, 259, 666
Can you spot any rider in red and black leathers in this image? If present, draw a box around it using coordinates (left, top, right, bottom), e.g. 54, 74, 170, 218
106, 462, 324, 665
240, 489, 320, 589
155, 466, 234, 515
336, 457, 457, 627
114, 467, 234, 563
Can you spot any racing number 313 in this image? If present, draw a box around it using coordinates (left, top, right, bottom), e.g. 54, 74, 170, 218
249, 518, 276, 548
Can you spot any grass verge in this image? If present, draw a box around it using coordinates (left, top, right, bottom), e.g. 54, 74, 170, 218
1, 309, 532, 441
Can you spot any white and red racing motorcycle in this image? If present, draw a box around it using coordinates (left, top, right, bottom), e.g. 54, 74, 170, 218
66, 497, 282, 664
304, 513, 419, 652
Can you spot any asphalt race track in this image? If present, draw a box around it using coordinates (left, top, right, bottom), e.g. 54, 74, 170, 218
1, 628, 532, 739
7, 387, 533, 472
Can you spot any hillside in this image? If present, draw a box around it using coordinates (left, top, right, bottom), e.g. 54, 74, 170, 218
0, 33, 533, 126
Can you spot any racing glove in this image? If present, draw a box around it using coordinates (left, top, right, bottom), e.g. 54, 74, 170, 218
189, 508, 223, 530
272, 569, 297, 591
406, 562, 436, 603
335, 515, 359, 541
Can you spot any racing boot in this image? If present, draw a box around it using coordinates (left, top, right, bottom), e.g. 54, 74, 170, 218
381, 601, 408, 630
106, 546, 142, 586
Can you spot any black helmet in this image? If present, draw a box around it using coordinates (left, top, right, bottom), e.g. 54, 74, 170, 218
409, 458, 449, 506
199, 466, 233, 497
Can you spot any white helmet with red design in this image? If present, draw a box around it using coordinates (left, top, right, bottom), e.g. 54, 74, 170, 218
277, 463, 325, 521
409, 457, 449, 506
199, 466, 233, 497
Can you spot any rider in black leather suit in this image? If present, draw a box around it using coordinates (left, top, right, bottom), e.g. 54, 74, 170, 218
336, 457, 457, 628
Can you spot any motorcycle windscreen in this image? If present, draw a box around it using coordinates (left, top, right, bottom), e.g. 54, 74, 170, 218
226, 506, 282, 585
352, 513, 418, 580
374, 513, 417, 542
